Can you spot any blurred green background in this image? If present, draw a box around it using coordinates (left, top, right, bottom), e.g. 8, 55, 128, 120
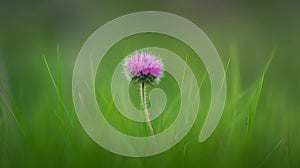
1, 0, 300, 167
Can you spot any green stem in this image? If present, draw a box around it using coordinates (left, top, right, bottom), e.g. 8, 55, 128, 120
141, 82, 155, 138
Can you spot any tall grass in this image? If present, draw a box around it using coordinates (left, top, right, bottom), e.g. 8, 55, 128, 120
247, 46, 278, 137
43, 45, 74, 158
0, 76, 27, 139
0, 34, 298, 168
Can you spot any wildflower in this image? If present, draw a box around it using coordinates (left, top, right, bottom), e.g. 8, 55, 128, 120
123, 51, 164, 140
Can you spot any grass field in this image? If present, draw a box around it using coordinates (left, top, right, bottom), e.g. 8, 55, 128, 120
1, 1, 300, 168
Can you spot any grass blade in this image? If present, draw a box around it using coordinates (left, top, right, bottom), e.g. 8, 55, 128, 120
258, 138, 284, 167
0, 92, 27, 139
247, 46, 278, 136
43, 55, 71, 124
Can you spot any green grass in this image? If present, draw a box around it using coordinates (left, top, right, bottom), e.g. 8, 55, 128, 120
247, 46, 278, 137
43, 49, 75, 158
0, 77, 27, 139
0, 34, 299, 168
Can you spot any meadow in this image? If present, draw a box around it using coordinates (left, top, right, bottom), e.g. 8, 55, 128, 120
1, 1, 300, 168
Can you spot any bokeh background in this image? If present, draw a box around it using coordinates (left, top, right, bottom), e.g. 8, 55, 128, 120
1, 0, 300, 167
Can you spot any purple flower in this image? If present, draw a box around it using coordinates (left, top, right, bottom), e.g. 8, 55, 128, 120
123, 52, 163, 139
123, 52, 163, 85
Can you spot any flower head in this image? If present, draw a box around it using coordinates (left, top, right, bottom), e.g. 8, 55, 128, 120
123, 52, 163, 85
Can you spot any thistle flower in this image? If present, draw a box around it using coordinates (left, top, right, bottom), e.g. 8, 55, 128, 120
123, 51, 163, 142
124, 52, 163, 86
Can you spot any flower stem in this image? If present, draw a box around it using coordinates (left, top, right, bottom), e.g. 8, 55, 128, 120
141, 82, 155, 139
